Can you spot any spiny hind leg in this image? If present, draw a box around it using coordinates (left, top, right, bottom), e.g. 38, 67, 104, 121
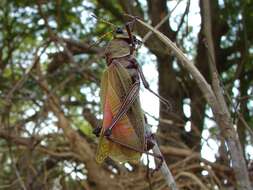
103, 80, 140, 137
93, 80, 140, 138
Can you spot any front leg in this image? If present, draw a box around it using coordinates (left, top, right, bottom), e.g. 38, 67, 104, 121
137, 64, 172, 111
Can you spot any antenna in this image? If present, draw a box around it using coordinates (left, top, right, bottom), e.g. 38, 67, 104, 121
88, 30, 114, 49
88, 14, 119, 49
91, 14, 117, 28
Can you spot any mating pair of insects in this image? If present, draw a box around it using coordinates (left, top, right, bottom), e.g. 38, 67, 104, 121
92, 17, 170, 171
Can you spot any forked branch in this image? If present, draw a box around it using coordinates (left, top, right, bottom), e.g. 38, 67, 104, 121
126, 12, 252, 190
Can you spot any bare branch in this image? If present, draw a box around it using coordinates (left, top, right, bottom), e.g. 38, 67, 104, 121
175, 0, 190, 34
125, 13, 252, 190
202, 0, 251, 189
143, 0, 183, 43
175, 172, 209, 190
153, 143, 178, 190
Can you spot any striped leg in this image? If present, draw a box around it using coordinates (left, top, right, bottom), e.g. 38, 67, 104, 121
103, 80, 140, 136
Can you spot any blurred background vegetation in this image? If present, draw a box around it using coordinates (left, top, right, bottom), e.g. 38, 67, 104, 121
0, 0, 252, 189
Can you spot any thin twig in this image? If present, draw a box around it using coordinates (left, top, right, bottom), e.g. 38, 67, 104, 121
175, 0, 190, 34
126, 15, 219, 112
175, 171, 210, 190
8, 142, 27, 190
142, 0, 182, 43
145, 123, 178, 190
152, 143, 178, 190
224, 90, 253, 138
4, 41, 49, 106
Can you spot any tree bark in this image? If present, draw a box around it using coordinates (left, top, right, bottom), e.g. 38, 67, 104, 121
147, 0, 187, 164
202, 0, 251, 189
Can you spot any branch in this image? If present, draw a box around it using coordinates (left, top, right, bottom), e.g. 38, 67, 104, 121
175, 0, 190, 34
143, 0, 182, 43
202, 1, 251, 189
0, 129, 81, 161
62, 37, 102, 54
0, 129, 31, 147
3, 41, 49, 106
145, 123, 178, 190
153, 143, 178, 190
127, 15, 219, 113
118, 0, 143, 19
175, 172, 209, 190
82, 108, 101, 129
125, 14, 252, 189
96, 0, 125, 21
160, 145, 199, 157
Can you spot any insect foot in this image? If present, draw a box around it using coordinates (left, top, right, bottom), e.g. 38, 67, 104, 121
93, 127, 102, 137
146, 139, 155, 151
145, 133, 156, 151
104, 128, 112, 137
151, 155, 164, 176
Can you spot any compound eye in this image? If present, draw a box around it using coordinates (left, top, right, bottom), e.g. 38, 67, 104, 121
115, 27, 124, 34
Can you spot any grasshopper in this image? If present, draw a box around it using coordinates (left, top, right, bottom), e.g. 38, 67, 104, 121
92, 18, 170, 170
